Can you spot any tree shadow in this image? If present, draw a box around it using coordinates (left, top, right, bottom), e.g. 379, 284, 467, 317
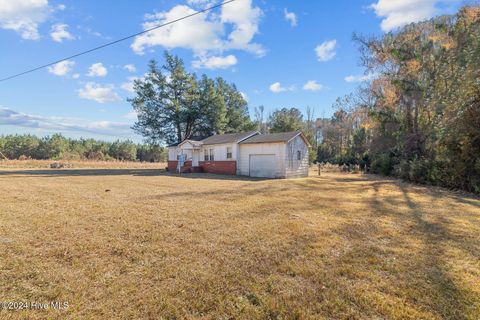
358, 178, 478, 318
0, 169, 273, 182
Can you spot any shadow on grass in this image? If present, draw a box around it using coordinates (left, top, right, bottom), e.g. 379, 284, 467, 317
0, 169, 272, 182
358, 178, 477, 319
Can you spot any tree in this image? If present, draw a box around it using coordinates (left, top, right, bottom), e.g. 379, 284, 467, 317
130, 53, 198, 145
253, 105, 267, 133
130, 51, 254, 145
321, 5, 480, 192
268, 108, 304, 133
217, 78, 255, 133
109, 140, 137, 161
197, 75, 227, 135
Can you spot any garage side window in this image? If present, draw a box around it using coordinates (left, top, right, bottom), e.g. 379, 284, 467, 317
209, 149, 214, 161
226, 147, 232, 159
297, 150, 301, 160
204, 149, 209, 161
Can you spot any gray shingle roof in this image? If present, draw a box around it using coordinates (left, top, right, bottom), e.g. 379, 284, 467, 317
167, 135, 209, 147
201, 131, 258, 145
239, 131, 302, 144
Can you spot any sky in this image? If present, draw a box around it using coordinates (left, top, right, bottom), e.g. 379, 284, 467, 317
0, 0, 464, 142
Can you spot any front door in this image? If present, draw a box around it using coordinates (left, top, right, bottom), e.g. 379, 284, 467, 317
192, 150, 199, 166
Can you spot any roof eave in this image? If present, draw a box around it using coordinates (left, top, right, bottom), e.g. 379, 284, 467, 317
283, 132, 313, 148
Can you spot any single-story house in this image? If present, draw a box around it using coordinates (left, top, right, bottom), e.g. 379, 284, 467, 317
167, 131, 311, 178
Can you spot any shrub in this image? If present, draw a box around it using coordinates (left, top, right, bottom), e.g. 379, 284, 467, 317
408, 157, 430, 184
371, 153, 397, 175
394, 159, 410, 180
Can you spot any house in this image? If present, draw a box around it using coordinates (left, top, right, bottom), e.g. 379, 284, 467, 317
167, 131, 311, 178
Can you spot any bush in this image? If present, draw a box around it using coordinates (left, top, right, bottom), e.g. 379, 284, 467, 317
371, 153, 397, 175
408, 157, 430, 184
394, 159, 410, 180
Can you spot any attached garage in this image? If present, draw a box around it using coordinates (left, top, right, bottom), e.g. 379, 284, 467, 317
249, 154, 277, 178
238, 131, 311, 178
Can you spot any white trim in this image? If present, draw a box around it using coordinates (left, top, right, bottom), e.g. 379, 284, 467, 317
236, 131, 260, 143
287, 132, 312, 148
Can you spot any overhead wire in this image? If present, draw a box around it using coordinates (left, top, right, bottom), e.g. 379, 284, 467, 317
0, 0, 236, 83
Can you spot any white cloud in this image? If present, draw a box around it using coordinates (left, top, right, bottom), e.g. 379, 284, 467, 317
186, 0, 215, 8
221, 0, 264, 56
370, 0, 459, 32
87, 63, 108, 77
72, 73, 80, 79
269, 82, 285, 93
131, 5, 223, 55
123, 64, 136, 72
0, 106, 134, 138
47, 60, 74, 76
315, 40, 337, 62
192, 54, 238, 69
120, 76, 139, 93
303, 80, 323, 91
132, 0, 264, 60
269, 82, 294, 93
57, 4, 66, 11
50, 23, 74, 42
345, 73, 376, 83
0, 0, 52, 40
284, 8, 297, 27
77, 82, 121, 103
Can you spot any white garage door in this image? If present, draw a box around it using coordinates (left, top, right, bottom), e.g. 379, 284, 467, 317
249, 154, 277, 178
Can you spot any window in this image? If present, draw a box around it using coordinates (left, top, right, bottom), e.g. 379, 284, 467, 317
209, 149, 214, 161
204, 149, 209, 161
226, 147, 232, 159
297, 150, 301, 160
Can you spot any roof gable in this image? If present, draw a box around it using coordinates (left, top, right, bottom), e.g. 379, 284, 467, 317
201, 131, 259, 145
240, 131, 311, 146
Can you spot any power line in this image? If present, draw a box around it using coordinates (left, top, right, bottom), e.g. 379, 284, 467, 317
0, 0, 236, 83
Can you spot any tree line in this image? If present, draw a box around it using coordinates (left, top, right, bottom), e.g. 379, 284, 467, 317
0, 134, 166, 162
316, 5, 480, 193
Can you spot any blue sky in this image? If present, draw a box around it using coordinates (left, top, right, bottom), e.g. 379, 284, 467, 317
0, 0, 463, 142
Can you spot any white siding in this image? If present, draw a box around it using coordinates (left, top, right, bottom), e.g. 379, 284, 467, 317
285, 135, 309, 178
201, 143, 237, 162
168, 145, 194, 161
238, 143, 286, 178
168, 148, 177, 161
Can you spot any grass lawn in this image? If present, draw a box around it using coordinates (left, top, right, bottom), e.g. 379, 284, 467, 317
0, 165, 479, 319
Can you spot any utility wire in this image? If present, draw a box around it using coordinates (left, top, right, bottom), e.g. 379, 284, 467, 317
0, 0, 236, 83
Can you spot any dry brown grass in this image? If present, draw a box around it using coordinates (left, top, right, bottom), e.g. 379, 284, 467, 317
0, 166, 479, 319
0, 159, 167, 169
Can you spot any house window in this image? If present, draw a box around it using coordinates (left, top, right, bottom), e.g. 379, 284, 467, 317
204, 149, 209, 161
226, 147, 232, 159
209, 149, 214, 161
297, 150, 301, 160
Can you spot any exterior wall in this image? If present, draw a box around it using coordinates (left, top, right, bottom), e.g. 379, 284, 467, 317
168, 147, 193, 161
284, 135, 309, 178
238, 143, 286, 178
199, 161, 236, 175
167, 160, 193, 173
201, 143, 237, 162
168, 160, 177, 171
168, 148, 177, 161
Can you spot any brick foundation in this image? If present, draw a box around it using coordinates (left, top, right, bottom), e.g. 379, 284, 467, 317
168, 160, 193, 173
199, 161, 236, 175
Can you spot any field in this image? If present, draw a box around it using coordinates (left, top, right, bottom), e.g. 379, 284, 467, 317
0, 162, 479, 319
